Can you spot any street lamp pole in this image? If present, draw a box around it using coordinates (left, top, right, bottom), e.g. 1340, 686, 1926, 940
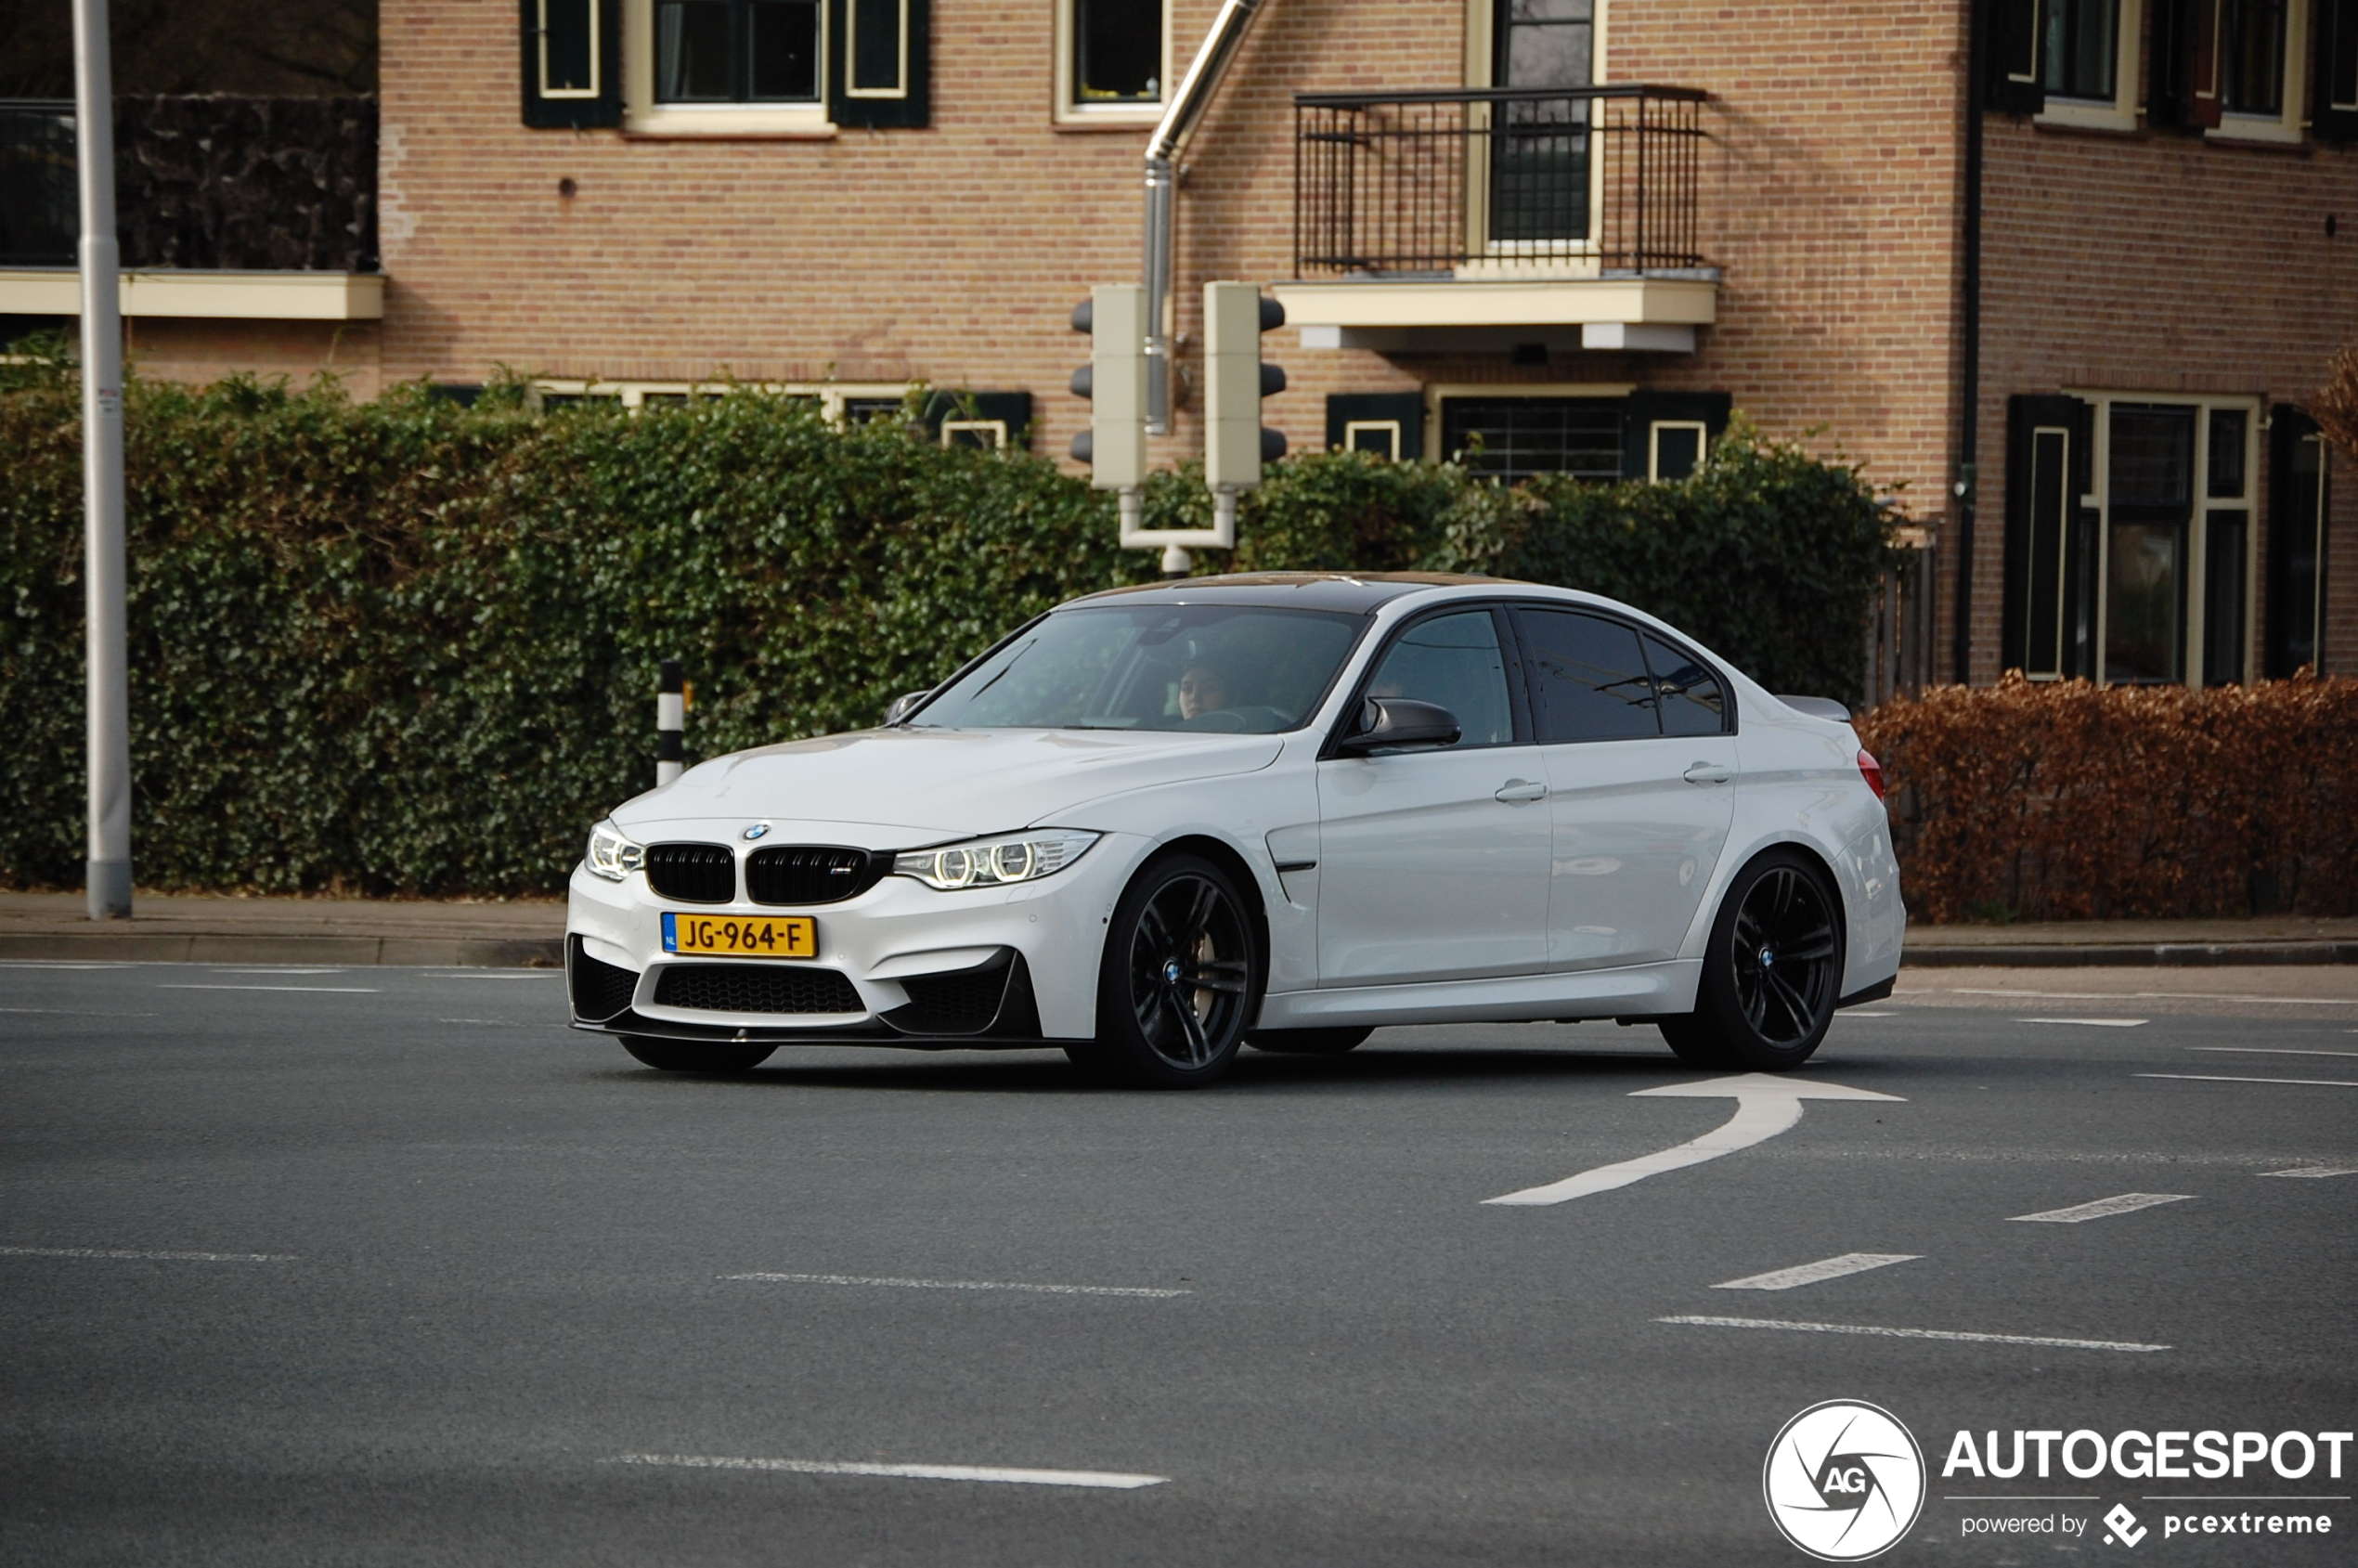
72, 0, 131, 919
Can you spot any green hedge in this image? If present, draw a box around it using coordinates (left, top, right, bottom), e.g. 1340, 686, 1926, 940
0, 357, 1898, 894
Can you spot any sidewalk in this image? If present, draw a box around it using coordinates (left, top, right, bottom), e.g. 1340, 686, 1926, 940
3, 891, 2352, 969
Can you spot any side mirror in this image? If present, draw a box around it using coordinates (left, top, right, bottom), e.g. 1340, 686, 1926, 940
883, 689, 933, 726
1336, 697, 1461, 756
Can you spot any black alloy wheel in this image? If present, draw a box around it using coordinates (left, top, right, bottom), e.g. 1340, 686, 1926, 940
620, 1036, 777, 1073
1660, 849, 1842, 1071
1070, 853, 1261, 1088
1244, 1026, 1373, 1056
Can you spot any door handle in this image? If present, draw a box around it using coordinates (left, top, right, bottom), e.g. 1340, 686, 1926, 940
1681, 762, 1735, 785
1495, 779, 1548, 803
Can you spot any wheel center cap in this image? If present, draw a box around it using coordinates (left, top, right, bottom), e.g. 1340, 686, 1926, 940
1164, 960, 1184, 985
1758, 947, 1776, 968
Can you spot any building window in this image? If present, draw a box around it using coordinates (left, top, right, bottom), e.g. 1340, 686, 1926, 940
2042, 0, 2119, 98
654, 0, 821, 102
1056, 0, 1167, 123
2220, 0, 2288, 113
1441, 396, 1622, 485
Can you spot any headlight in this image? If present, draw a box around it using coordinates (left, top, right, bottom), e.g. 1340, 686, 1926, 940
891, 830, 1099, 890
586, 820, 646, 882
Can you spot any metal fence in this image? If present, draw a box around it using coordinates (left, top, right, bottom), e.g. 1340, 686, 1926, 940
1293, 84, 1709, 278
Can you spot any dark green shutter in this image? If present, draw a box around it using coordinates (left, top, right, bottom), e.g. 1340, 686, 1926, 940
2002, 395, 2097, 679
521, 0, 621, 129
1619, 390, 1730, 481
1324, 393, 1426, 461
831, 0, 932, 128
1986, 0, 2047, 115
2265, 407, 2328, 676
2150, 0, 2224, 131
2317, 0, 2358, 143
923, 391, 1031, 448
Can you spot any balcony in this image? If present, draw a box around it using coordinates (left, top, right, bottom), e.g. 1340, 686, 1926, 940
1277, 85, 1715, 355
0, 96, 381, 323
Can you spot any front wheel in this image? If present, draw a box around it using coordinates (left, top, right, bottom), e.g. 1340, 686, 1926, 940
1659, 849, 1842, 1072
621, 1036, 777, 1073
1068, 854, 1262, 1089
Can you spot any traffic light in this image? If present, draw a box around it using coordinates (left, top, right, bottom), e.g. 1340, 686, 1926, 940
1069, 283, 1147, 492
1203, 281, 1287, 494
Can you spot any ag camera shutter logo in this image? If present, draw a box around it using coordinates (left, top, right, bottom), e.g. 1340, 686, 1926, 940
1764, 1400, 1926, 1561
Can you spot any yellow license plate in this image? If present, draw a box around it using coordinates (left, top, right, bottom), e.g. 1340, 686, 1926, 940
662, 912, 818, 959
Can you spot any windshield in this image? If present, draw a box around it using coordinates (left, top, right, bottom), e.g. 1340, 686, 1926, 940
911, 604, 1367, 733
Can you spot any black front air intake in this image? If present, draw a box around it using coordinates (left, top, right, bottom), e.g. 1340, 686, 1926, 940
654, 964, 863, 1015
643, 842, 735, 903
746, 845, 882, 905
567, 936, 640, 1021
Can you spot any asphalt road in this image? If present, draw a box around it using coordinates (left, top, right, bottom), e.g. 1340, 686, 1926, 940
4, 962, 2352, 1566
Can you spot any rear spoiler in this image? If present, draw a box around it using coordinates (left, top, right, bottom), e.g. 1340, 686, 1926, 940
1775, 694, 1851, 722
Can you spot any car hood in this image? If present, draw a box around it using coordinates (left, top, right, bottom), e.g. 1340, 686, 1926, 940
611, 727, 1285, 846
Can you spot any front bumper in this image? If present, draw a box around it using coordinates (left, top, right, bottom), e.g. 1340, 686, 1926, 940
564, 832, 1145, 1043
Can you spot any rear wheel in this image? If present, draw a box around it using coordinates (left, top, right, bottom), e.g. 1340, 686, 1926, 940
1068, 854, 1261, 1089
1659, 849, 1842, 1072
1244, 1026, 1373, 1056
620, 1036, 777, 1073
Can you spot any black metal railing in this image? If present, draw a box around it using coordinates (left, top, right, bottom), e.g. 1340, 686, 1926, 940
1293, 84, 1709, 278
0, 96, 378, 272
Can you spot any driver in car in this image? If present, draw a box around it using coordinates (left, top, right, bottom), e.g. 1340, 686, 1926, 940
1177, 661, 1240, 722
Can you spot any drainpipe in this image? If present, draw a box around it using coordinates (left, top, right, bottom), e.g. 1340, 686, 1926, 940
1144, 0, 1269, 436
1953, 0, 1988, 687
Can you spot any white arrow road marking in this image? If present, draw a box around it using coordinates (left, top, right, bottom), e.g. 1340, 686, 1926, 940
2008, 1193, 2193, 1224
610, 1454, 1166, 1489
1712, 1253, 1922, 1291
1483, 1074, 1905, 1206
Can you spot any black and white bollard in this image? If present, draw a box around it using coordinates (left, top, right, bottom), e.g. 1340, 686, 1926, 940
656, 660, 685, 786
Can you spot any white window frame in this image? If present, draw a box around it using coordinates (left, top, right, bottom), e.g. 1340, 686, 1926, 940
2037, 0, 2144, 131
939, 418, 1008, 448
1342, 419, 1405, 460
2209, 0, 2313, 145
538, 0, 605, 100
533, 379, 912, 424
1647, 419, 1708, 482
622, 0, 835, 136
844, 0, 911, 100
1054, 0, 1173, 126
1423, 380, 1636, 464
2070, 389, 2262, 687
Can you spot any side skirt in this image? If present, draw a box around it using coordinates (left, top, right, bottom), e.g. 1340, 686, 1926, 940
1255, 960, 1702, 1030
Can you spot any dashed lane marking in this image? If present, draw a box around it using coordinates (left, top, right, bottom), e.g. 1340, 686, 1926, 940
1938, 987, 2357, 1005
724, 1272, 1189, 1299
2019, 1017, 2147, 1028
2190, 1045, 2358, 1059
1839, 1010, 1899, 1018
1712, 1253, 1922, 1291
0, 1246, 294, 1262
1659, 1315, 2169, 1353
609, 1454, 1167, 1489
2008, 1193, 2194, 1224
2259, 1165, 2358, 1178
2139, 1073, 2358, 1090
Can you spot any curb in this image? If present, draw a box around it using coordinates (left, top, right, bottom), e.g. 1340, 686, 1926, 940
1902, 941, 2358, 968
0, 934, 564, 967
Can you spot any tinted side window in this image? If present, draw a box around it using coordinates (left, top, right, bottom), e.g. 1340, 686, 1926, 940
1642, 633, 1728, 736
1517, 608, 1659, 743
1363, 610, 1515, 747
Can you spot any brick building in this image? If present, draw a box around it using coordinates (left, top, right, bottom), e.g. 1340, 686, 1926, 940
3, 0, 2351, 687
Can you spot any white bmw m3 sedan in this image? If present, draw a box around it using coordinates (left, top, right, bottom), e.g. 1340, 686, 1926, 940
567, 573, 1905, 1087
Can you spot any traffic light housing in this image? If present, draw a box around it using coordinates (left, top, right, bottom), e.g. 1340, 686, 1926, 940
1203, 281, 1287, 493
1069, 283, 1147, 491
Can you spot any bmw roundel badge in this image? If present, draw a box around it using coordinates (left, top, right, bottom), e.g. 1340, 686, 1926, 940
743, 823, 770, 841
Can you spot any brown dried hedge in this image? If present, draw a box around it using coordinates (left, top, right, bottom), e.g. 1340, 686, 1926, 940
1856, 675, 2358, 924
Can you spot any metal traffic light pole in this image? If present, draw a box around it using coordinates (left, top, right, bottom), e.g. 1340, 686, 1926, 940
73, 0, 132, 920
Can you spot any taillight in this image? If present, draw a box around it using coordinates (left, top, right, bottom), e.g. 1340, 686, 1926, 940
1857, 748, 1885, 800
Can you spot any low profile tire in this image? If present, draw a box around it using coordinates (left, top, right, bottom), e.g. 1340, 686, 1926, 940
1658, 849, 1843, 1073
1244, 1026, 1373, 1056
620, 1036, 777, 1074
1067, 853, 1263, 1089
